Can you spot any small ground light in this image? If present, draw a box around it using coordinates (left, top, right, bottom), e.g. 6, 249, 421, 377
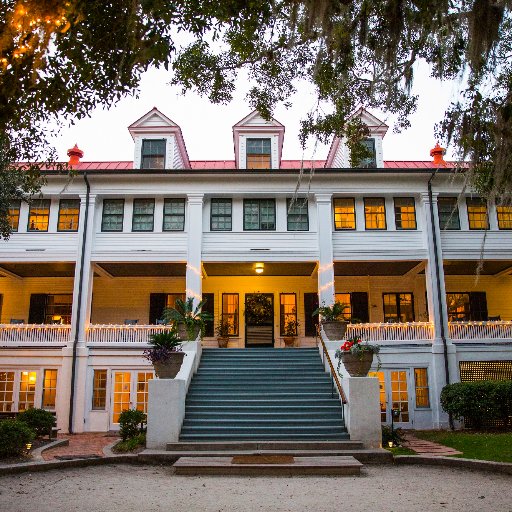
388, 441, 393, 448
26, 443, 32, 451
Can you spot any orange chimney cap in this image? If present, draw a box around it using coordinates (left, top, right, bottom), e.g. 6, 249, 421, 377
430, 142, 446, 166
67, 144, 84, 166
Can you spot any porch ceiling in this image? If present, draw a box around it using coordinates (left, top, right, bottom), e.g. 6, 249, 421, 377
334, 260, 420, 276
95, 262, 186, 277
203, 262, 317, 276
0, 262, 75, 277
443, 260, 512, 276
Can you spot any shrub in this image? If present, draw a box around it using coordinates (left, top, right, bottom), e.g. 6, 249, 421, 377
113, 433, 146, 453
441, 381, 512, 429
0, 420, 35, 458
17, 408, 55, 437
381, 425, 405, 446
119, 409, 146, 441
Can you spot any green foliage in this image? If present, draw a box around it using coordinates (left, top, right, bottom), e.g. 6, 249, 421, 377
244, 293, 273, 325
313, 301, 349, 321
440, 380, 512, 429
163, 297, 213, 340
381, 425, 406, 447
0, 419, 35, 458
113, 433, 146, 453
215, 317, 232, 338
118, 409, 146, 442
149, 329, 182, 350
283, 319, 300, 337
17, 408, 55, 438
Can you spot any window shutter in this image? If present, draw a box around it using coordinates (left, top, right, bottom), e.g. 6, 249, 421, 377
469, 292, 488, 321
304, 293, 319, 336
149, 293, 167, 324
202, 293, 214, 337
28, 294, 48, 324
351, 292, 369, 323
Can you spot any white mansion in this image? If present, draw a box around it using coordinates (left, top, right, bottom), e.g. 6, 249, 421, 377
1, 107, 511, 435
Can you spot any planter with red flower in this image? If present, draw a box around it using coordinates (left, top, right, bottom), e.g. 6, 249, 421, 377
335, 336, 380, 377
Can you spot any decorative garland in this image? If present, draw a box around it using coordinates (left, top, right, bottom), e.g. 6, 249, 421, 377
245, 293, 273, 325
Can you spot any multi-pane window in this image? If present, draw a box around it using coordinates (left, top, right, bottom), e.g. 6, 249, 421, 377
28, 199, 50, 231
136, 372, 153, 414
8, 200, 21, 232
165, 293, 186, 309
101, 199, 124, 232
45, 294, 73, 324
390, 370, 409, 422
496, 201, 512, 230
244, 199, 276, 230
112, 372, 131, 423
163, 198, 185, 231
437, 197, 460, 230
42, 369, 58, 409
446, 293, 470, 321
58, 199, 80, 231
18, 371, 37, 411
246, 138, 271, 169
394, 197, 417, 230
287, 199, 309, 231
333, 198, 356, 230
141, 139, 166, 169
467, 197, 488, 229
280, 293, 297, 336
92, 369, 107, 410
414, 368, 430, 408
0, 371, 14, 412
364, 198, 386, 229
335, 293, 352, 321
222, 293, 239, 336
368, 371, 387, 422
210, 199, 232, 231
355, 138, 377, 168
383, 293, 414, 322
132, 199, 155, 232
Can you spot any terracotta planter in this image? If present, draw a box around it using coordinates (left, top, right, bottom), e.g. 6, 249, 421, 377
341, 351, 374, 377
217, 336, 229, 348
153, 352, 185, 378
177, 323, 200, 341
283, 336, 296, 348
321, 320, 348, 341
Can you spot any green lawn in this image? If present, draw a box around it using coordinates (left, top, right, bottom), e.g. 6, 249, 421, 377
413, 431, 512, 463
386, 446, 417, 456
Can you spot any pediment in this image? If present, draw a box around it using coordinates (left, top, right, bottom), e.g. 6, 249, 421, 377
233, 110, 284, 129
128, 108, 177, 130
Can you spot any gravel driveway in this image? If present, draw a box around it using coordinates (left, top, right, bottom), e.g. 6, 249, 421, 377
0, 463, 510, 512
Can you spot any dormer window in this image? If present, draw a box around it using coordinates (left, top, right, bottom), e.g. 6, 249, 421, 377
141, 139, 166, 169
246, 138, 271, 169
356, 138, 377, 168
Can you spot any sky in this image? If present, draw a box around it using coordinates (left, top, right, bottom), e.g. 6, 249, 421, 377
49, 61, 462, 164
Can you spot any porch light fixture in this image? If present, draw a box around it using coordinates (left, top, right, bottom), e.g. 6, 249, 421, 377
254, 262, 264, 274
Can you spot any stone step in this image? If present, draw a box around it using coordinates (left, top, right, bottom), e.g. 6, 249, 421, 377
166, 440, 364, 451
184, 411, 343, 420
188, 382, 333, 390
173, 455, 363, 476
186, 392, 336, 399
185, 405, 343, 414
178, 432, 350, 441
182, 418, 344, 427
185, 398, 342, 407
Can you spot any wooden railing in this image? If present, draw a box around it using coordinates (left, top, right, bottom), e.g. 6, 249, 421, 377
317, 329, 347, 404
346, 322, 434, 343
0, 324, 71, 345
86, 324, 174, 344
449, 321, 512, 341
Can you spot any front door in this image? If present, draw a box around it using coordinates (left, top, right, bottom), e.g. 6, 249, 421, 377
245, 293, 274, 347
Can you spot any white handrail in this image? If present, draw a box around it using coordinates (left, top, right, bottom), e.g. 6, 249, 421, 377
0, 324, 71, 344
346, 322, 434, 343
86, 324, 175, 344
448, 320, 512, 340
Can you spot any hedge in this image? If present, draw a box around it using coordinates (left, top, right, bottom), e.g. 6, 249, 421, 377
440, 380, 512, 429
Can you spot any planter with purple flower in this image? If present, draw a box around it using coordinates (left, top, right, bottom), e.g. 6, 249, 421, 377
143, 328, 185, 379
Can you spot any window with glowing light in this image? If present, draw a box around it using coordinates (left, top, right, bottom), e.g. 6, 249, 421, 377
364, 198, 386, 230
383, 293, 414, 322
335, 293, 352, 320
58, 199, 80, 231
390, 370, 409, 422
414, 368, 430, 408
0, 371, 14, 412
394, 197, 417, 230
467, 197, 488, 229
136, 372, 154, 414
92, 369, 107, 410
246, 138, 271, 169
42, 369, 58, 409
222, 294, 239, 336
18, 371, 37, 411
45, 294, 72, 324
333, 198, 356, 230
496, 200, 512, 230
112, 372, 131, 423
27, 199, 50, 231
280, 293, 297, 336
8, 200, 21, 232
368, 371, 387, 422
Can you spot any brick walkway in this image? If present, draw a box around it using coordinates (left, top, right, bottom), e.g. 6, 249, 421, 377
42, 433, 118, 461
403, 432, 463, 457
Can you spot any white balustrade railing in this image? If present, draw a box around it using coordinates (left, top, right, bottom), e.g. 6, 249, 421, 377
449, 321, 512, 341
86, 324, 175, 344
346, 322, 435, 344
0, 324, 71, 345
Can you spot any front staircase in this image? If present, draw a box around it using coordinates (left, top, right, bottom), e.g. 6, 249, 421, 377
179, 347, 349, 441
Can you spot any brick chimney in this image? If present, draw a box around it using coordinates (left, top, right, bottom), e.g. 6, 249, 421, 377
67, 144, 84, 167
430, 142, 446, 167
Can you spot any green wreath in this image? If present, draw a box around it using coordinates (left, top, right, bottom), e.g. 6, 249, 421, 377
245, 293, 273, 325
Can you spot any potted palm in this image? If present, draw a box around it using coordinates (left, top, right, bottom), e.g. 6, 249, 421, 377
313, 301, 349, 340
335, 336, 380, 377
143, 328, 185, 378
163, 297, 213, 341
283, 319, 300, 347
215, 317, 232, 348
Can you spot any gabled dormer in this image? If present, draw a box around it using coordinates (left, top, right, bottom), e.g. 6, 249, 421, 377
128, 108, 190, 170
325, 107, 388, 168
233, 110, 285, 169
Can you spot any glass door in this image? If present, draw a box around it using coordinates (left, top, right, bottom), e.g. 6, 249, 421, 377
245, 293, 274, 347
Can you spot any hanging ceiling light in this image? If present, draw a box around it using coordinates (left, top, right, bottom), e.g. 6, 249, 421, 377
254, 262, 264, 274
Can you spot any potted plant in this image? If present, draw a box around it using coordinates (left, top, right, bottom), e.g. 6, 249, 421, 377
215, 317, 232, 348
283, 319, 300, 347
143, 328, 185, 378
313, 301, 349, 340
335, 335, 380, 377
163, 297, 213, 341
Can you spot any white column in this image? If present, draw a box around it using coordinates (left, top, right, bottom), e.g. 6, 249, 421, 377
316, 194, 335, 306
186, 193, 204, 306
